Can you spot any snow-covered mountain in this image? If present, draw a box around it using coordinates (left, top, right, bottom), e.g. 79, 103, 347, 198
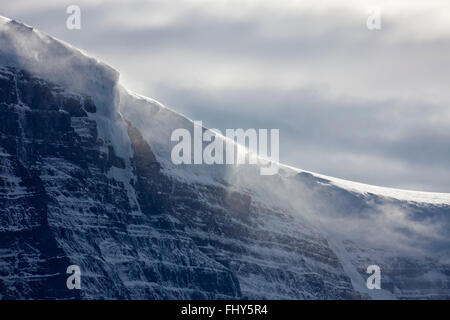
1, 16, 450, 299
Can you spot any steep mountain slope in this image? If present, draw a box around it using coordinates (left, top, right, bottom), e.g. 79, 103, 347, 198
1, 16, 450, 299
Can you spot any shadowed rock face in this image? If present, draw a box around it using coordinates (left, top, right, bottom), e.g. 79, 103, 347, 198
0, 66, 361, 299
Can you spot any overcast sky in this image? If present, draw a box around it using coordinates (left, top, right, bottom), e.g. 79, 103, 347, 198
2, 0, 450, 192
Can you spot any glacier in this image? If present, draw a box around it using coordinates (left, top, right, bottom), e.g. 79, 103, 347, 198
1, 16, 450, 300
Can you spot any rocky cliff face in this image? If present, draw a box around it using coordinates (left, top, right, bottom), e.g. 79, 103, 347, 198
0, 66, 360, 299
1, 17, 450, 300
0, 66, 240, 299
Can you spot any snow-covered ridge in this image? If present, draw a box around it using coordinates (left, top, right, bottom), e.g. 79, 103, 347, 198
0, 16, 133, 162
120, 88, 450, 205
0, 16, 119, 117
287, 167, 450, 205
1, 15, 450, 205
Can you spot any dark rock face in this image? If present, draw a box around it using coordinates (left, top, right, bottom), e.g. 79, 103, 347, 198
0, 67, 83, 299
0, 66, 361, 299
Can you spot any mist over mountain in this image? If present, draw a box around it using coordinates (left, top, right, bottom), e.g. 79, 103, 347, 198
1, 16, 450, 299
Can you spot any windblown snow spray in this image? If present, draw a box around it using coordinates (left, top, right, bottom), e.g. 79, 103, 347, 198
171, 121, 279, 175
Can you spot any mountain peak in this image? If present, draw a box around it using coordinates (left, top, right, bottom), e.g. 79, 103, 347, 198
0, 15, 119, 117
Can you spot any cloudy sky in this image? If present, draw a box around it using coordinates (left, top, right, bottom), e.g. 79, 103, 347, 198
2, 0, 450, 192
